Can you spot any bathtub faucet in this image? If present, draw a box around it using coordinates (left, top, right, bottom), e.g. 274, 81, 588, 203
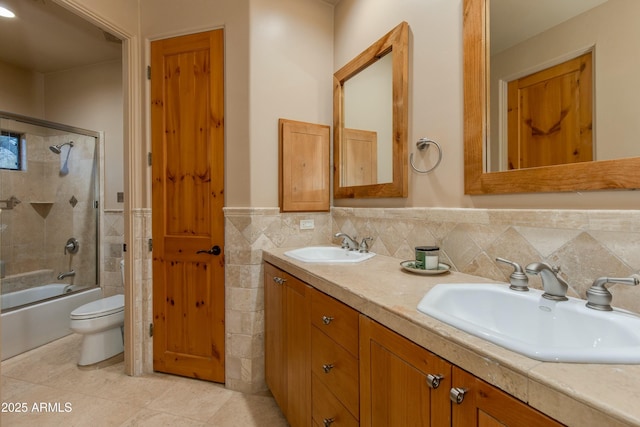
57, 270, 76, 280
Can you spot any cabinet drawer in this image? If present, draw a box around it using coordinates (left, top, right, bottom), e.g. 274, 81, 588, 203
311, 289, 359, 357
311, 327, 359, 418
312, 373, 358, 427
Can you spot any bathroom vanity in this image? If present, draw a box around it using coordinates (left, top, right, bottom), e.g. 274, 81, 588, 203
263, 248, 640, 427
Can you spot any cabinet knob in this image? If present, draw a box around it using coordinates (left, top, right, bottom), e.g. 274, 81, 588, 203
426, 373, 444, 389
323, 418, 335, 427
322, 315, 334, 325
272, 277, 287, 285
449, 387, 467, 404
322, 363, 334, 373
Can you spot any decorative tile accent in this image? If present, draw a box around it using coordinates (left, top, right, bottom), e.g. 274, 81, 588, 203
331, 207, 640, 313
209, 206, 640, 395
223, 208, 332, 393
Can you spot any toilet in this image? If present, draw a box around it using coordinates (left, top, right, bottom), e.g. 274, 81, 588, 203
69, 260, 125, 366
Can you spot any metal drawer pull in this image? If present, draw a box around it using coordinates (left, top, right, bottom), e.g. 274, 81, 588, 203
322, 363, 334, 373
426, 374, 444, 389
450, 387, 467, 404
323, 418, 335, 427
272, 277, 287, 285
322, 315, 334, 325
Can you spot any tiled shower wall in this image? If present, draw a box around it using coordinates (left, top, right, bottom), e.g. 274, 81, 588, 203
223, 206, 640, 393
0, 129, 98, 290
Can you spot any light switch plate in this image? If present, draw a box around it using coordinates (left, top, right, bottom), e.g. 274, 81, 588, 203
300, 219, 315, 230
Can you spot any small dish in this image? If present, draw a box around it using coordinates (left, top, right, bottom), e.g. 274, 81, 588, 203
400, 260, 450, 275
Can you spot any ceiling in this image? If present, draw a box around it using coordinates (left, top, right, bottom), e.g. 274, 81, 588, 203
0, 0, 121, 73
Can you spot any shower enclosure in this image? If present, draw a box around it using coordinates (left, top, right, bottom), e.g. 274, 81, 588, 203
0, 111, 100, 313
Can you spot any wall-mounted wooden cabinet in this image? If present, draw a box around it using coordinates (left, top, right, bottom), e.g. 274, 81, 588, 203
278, 119, 330, 212
264, 262, 564, 427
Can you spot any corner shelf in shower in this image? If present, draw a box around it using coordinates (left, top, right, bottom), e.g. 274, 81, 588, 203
30, 202, 54, 218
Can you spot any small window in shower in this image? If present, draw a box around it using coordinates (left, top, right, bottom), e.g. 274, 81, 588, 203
0, 130, 23, 170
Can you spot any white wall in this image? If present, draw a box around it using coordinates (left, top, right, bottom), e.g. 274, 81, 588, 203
140, 0, 251, 207
334, 0, 465, 208
249, 0, 334, 206
334, 0, 640, 209
0, 61, 45, 118
44, 60, 124, 210
140, 0, 333, 208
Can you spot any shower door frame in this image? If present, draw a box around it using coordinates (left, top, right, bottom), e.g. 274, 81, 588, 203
0, 110, 103, 293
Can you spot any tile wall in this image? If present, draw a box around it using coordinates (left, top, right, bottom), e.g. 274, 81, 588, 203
223, 206, 640, 393
0, 128, 98, 291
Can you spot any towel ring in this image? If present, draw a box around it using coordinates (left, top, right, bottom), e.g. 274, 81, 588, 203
410, 138, 442, 173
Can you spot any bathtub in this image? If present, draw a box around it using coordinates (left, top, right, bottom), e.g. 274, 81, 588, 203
1, 284, 101, 360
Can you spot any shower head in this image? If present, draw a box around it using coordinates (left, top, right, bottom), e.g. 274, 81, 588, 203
49, 141, 74, 154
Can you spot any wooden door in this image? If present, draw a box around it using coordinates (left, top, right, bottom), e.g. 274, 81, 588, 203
452, 367, 563, 427
360, 316, 452, 427
343, 128, 377, 186
151, 30, 225, 382
507, 52, 592, 170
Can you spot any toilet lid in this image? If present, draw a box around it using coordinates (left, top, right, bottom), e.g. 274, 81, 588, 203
70, 294, 124, 320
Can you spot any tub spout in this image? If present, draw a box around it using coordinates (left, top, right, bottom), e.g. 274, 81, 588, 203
57, 270, 75, 280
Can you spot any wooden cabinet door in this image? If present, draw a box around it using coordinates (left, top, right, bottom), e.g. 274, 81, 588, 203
452, 367, 564, 427
264, 263, 287, 411
264, 263, 312, 427
279, 119, 330, 212
360, 316, 452, 427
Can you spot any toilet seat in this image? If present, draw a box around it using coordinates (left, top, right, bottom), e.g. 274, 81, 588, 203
70, 294, 124, 320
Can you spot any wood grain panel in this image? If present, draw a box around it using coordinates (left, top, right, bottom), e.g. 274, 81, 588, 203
151, 29, 225, 382
359, 316, 452, 427
279, 118, 330, 212
452, 367, 564, 427
343, 128, 378, 186
311, 289, 359, 357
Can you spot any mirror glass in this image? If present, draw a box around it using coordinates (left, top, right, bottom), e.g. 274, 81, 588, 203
463, 0, 640, 194
488, 0, 640, 172
342, 53, 393, 185
334, 22, 408, 199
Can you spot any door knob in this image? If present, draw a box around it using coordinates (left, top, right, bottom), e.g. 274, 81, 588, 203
196, 245, 221, 255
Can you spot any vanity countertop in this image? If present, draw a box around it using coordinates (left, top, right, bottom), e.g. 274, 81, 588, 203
263, 247, 640, 427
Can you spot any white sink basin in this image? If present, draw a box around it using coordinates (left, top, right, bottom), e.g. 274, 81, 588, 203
284, 246, 375, 263
417, 283, 640, 363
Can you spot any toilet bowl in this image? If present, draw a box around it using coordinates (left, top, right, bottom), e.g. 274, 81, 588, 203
69, 260, 125, 366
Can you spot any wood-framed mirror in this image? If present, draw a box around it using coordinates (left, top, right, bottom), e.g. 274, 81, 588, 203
464, 0, 640, 194
333, 21, 409, 199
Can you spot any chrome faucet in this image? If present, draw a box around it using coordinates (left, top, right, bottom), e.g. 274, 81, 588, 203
334, 232, 358, 250
525, 262, 569, 301
586, 276, 639, 311
57, 270, 76, 280
496, 257, 529, 291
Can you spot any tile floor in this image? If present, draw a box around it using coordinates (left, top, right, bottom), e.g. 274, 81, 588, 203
1, 334, 287, 426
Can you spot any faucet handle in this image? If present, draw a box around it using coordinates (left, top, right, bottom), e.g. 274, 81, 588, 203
496, 258, 529, 291
359, 237, 373, 253
586, 276, 640, 311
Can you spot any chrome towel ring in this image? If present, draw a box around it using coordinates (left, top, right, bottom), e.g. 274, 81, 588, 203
410, 138, 442, 173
